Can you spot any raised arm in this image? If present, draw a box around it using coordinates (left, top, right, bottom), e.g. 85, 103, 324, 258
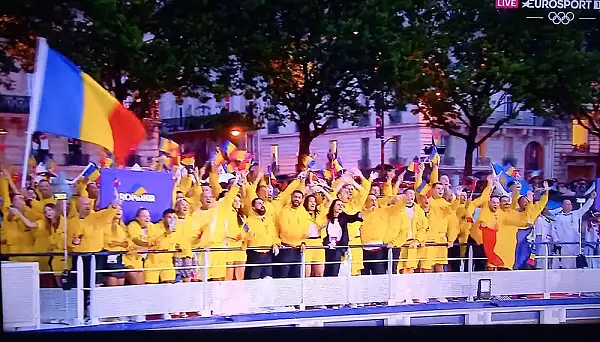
208, 162, 224, 195
471, 176, 493, 208
429, 165, 439, 185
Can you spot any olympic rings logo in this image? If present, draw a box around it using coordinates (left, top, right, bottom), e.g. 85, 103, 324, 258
548, 12, 575, 25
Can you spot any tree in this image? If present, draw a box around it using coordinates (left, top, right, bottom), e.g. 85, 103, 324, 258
0, 0, 234, 117
398, 0, 597, 177
225, 0, 425, 170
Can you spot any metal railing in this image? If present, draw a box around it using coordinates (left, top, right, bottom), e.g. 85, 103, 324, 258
2, 241, 598, 327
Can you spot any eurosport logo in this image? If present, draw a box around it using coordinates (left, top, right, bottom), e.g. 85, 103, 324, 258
495, 0, 600, 24
118, 185, 156, 203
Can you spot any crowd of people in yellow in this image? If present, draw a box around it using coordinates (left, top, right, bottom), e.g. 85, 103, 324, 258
1, 159, 567, 293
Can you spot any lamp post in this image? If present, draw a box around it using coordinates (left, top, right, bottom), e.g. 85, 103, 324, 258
380, 137, 397, 175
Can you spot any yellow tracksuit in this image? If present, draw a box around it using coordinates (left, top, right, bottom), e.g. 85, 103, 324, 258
124, 220, 151, 270
33, 218, 69, 273
4, 208, 42, 263
389, 204, 428, 270
246, 215, 280, 251
144, 222, 181, 283
225, 209, 247, 264
69, 207, 117, 253
275, 205, 313, 248
197, 185, 240, 279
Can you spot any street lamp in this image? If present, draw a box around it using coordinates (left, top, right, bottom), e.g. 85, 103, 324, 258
230, 128, 241, 137
380, 137, 397, 175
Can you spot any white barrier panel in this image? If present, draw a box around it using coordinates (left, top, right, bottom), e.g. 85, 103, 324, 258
84, 269, 600, 321
93, 282, 205, 318
1, 262, 40, 330
40, 289, 78, 323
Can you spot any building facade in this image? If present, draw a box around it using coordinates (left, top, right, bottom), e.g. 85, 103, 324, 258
2, 70, 598, 182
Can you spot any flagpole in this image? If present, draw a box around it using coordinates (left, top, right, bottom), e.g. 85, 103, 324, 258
21, 37, 48, 188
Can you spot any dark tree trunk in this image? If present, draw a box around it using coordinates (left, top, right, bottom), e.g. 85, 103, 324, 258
463, 141, 476, 178
297, 123, 313, 172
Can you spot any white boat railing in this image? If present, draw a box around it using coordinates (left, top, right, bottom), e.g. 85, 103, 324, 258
2, 242, 600, 328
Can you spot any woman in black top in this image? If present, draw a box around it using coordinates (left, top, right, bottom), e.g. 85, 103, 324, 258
323, 199, 363, 277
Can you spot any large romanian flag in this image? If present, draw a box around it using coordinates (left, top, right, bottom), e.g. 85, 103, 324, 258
29, 39, 145, 165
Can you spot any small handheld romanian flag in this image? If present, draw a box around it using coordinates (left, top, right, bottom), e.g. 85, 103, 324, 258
29, 38, 145, 164
407, 161, 419, 173
159, 137, 180, 157
222, 140, 237, 157
301, 155, 316, 169
416, 181, 431, 196
81, 162, 100, 182
210, 147, 225, 166
180, 153, 195, 166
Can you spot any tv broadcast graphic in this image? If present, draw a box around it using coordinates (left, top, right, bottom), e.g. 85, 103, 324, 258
2, 0, 600, 334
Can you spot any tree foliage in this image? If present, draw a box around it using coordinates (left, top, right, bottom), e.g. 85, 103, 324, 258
0, 0, 233, 116
396, 0, 598, 176
223, 0, 426, 169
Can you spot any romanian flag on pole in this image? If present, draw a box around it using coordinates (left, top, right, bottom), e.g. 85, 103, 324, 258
28, 38, 145, 165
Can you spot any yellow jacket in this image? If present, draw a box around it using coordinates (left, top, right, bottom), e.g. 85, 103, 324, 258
172, 215, 197, 258
275, 205, 313, 247
198, 185, 240, 247
246, 214, 279, 251
69, 206, 117, 253
103, 221, 130, 252
225, 209, 247, 248
146, 221, 182, 265
4, 208, 44, 256
360, 205, 393, 245
387, 203, 428, 247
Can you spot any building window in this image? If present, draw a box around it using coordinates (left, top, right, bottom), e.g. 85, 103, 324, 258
330, 140, 338, 154
393, 135, 401, 161
389, 109, 402, 125
271, 144, 279, 167
504, 137, 514, 158
328, 118, 339, 129
572, 119, 589, 147
361, 137, 370, 161
267, 121, 280, 134
358, 113, 370, 127
504, 94, 513, 117
440, 134, 451, 155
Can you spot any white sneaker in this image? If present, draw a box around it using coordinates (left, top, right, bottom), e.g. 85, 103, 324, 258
349, 303, 358, 309
133, 315, 146, 322
162, 313, 172, 320
315, 305, 328, 310
437, 297, 448, 303
418, 298, 429, 304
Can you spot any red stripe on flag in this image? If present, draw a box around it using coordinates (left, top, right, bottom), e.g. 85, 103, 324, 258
108, 104, 146, 165
481, 226, 505, 268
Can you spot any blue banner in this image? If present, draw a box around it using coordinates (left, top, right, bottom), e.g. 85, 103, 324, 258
99, 169, 173, 223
